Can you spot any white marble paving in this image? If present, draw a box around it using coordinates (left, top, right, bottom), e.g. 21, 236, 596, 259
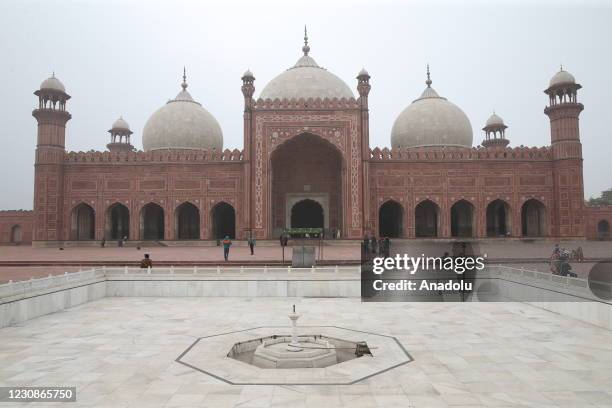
0, 298, 611, 407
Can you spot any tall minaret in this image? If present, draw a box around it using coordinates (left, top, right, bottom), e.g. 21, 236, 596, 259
544, 66, 585, 237
32, 73, 71, 242
241, 68, 255, 238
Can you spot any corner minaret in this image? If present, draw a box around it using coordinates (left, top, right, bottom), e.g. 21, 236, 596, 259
481, 112, 509, 148
107, 116, 134, 153
32, 73, 71, 241
544, 66, 585, 237
544, 66, 584, 159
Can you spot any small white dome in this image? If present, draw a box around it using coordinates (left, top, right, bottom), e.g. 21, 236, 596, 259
259, 44, 354, 100
485, 113, 504, 127
391, 79, 473, 149
549, 69, 576, 87
242, 69, 254, 79
112, 116, 130, 131
358, 68, 370, 77
142, 78, 223, 152
40, 74, 65, 92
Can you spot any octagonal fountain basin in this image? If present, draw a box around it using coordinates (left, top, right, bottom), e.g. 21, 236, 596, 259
228, 335, 367, 369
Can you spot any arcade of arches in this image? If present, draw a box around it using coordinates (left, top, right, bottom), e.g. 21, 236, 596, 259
375, 199, 551, 239
65, 198, 552, 241
271, 133, 342, 236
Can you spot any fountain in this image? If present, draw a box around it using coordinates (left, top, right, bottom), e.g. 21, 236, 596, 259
228, 305, 365, 369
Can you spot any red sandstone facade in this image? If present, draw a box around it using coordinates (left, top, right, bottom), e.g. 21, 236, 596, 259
1, 68, 611, 245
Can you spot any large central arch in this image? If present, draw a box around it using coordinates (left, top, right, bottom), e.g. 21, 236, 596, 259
270, 133, 343, 237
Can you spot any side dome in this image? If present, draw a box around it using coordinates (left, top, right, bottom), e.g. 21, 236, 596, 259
485, 113, 504, 127
549, 68, 575, 87
259, 32, 354, 100
142, 72, 223, 152
40, 73, 66, 92
112, 116, 130, 131
391, 67, 473, 149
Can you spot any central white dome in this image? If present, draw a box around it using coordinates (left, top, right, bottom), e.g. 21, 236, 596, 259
391, 71, 473, 149
142, 75, 223, 152
259, 40, 354, 100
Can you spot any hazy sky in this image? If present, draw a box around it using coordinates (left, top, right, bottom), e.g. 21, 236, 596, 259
1, 0, 611, 210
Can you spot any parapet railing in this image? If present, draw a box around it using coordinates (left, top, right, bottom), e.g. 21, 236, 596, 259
0, 266, 360, 300
370, 145, 552, 161
0, 268, 102, 300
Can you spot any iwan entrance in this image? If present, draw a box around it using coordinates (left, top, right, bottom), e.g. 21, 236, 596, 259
271, 133, 343, 236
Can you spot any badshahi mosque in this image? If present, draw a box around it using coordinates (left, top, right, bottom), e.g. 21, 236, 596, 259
1, 32, 611, 245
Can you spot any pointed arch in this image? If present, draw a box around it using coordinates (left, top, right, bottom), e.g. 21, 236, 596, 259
291, 199, 324, 229
175, 202, 200, 240
486, 199, 511, 237
10, 225, 23, 244
378, 200, 404, 238
415, 199, 440, 238
521, 199, 547, 237
105, 203, 130, 240
140, 202, 165, 240
450, 199, 475, 238
211, 202, 235, 239
597, 220, 610, 240
70, 203, 95, 240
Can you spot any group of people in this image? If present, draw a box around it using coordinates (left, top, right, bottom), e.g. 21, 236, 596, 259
550, 244, 580, 277
100, 236, 128, 248
363, 235, 391, 258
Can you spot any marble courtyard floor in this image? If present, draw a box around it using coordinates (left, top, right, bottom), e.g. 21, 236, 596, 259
1, 298, 611, 407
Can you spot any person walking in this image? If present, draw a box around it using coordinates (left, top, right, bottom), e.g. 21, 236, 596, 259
222, 236, 232, 261
248, 236, 256, 255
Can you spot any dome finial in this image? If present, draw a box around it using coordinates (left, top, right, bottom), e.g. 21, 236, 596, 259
426, 64, 432, 88
560, 63, 563, 71
302, 25, 310, 56
181, 66, 188, 91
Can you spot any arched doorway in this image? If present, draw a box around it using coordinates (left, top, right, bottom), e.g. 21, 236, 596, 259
415, 200, 439, 237
176, 202, 200, 240
486, 199, 510, 237
597, 220, 610, 240
211, 202, 235, 239
10, 225, 22, 244
451, 200, 474, 238
271, 133, 342, 237
291, 199, 324, 229
521, 199, 546, 237
106, 203, 129, 240
71, 203, 95, 240
140, 203, 165, 240
378, 200, 403, 238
